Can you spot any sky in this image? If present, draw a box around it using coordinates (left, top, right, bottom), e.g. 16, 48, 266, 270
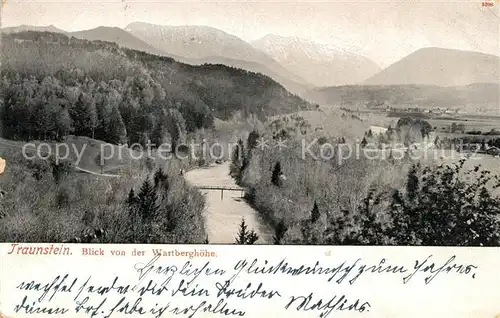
1, 0, 499, 66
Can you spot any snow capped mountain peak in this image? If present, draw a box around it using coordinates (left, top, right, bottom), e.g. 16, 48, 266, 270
253, 34, 351, 63
251, 34, 381, 86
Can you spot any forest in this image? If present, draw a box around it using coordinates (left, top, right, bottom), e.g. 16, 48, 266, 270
0, 31, 309, 146
0, 31, 308, 243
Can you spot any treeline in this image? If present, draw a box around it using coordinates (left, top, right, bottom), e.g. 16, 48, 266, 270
438, 136, 500, 149
306, 84, 499, 109
0, 31, 309, 145
0, 75, 189, 147
230, 121, 500, 246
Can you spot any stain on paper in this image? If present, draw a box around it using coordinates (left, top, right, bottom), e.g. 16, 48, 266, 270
0, 157, 5, 175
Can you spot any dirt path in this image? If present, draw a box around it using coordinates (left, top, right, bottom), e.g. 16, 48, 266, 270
185, 162, 274, 244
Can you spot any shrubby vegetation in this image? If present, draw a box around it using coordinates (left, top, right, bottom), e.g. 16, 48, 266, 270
0, 145, 206, 243
230, 115, 500, 246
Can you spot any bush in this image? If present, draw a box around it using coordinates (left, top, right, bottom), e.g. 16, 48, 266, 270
325, 161, 500, 246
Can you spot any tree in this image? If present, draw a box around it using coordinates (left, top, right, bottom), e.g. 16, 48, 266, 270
406, 164, 419, 202
137, 178, 159, 222
230, 142, 242, 179
247, 130, 260, 150
50, 158, 74, 184
107, 105, 127, 144
166, 109, 186, 155
346, 160, 500, 246
70, 92, 97, 138
127, 188, 137, 206
310, 201, 320, 223
271, 161, 283, 187
451, 122, 458, 133
151, 108, 168, 147
240, 138, 250, 174
273, 219, 288, 244
153, 167, 169, 189
434, 136, 441, 148
360, 137, 368, 148
235, 218, 259, 244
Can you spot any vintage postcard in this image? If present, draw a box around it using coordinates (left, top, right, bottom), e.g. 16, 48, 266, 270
0, 0, 499, 317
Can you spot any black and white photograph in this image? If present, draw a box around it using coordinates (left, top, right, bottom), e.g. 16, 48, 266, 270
0, 0, 499, 246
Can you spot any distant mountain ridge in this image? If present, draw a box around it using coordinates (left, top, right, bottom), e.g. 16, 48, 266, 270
251, 34, 382, 87
2, 23, 313, 94
69, 26, 168, 57
364, 47, 500, 86
124, 22, 313, 93
1, 24, 67, 34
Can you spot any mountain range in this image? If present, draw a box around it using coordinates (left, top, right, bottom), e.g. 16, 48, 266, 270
1, 24, 67, 34
1, 24, 499, 94
123, 22, 313, 93
363, 47, 499, 86
251, 34, 381, 87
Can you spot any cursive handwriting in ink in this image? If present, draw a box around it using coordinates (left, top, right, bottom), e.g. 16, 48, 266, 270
105, 297, 147, 317
168, 299, 245, 318
74, 276, 130, 302
348, 259, 408, 284
16, 274, 77, 302
74, 297, 107, 318
13, 295, 70, 315
133, 256, 226, 287
137, 279, 170, 297
231, 258, 361, 284
215, 280, 281, 299
403, 255, 478, 284
134, 255, 179, 287
171, 279, 210, 297
285, 292, 371, 317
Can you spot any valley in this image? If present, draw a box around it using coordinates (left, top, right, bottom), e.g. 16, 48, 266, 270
0, 18, 499, 247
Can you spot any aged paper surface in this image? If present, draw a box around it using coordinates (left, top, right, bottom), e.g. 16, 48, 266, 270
0, 0, 499, 316
1, 244, 500, 317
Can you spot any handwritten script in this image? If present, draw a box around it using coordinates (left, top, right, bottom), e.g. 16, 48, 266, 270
2, 245, 479, 318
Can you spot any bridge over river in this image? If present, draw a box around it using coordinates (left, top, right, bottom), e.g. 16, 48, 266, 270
185, 162, 273, 244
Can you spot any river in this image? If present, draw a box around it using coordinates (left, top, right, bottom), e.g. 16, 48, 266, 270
185, 162, 274, 244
